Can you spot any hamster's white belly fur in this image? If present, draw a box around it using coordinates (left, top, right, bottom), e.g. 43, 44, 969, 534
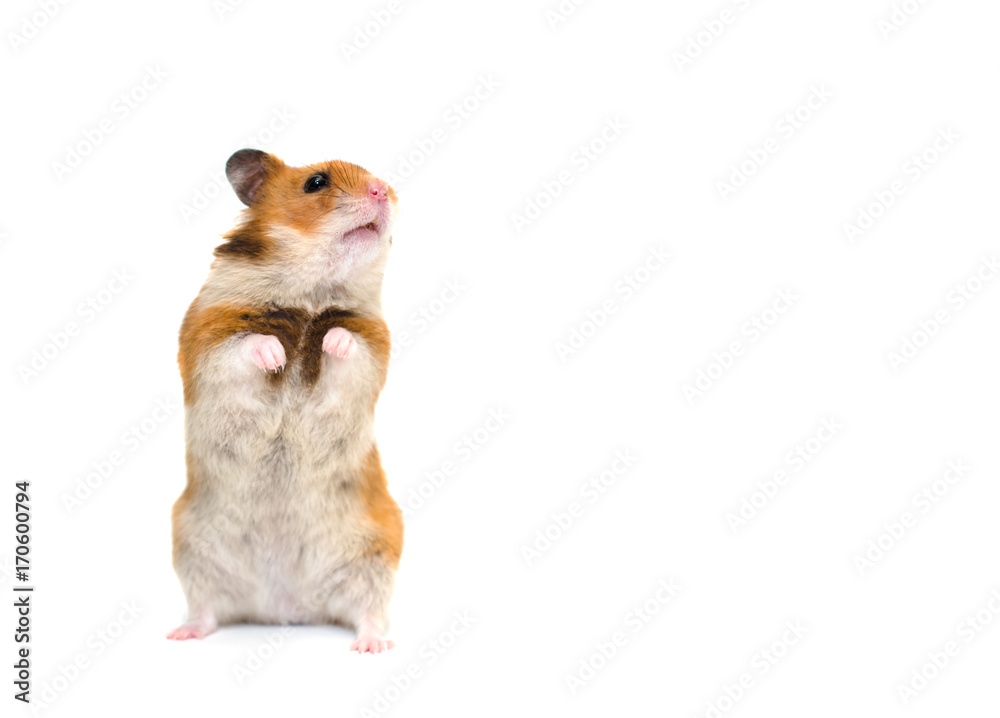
176, 333, 383, 625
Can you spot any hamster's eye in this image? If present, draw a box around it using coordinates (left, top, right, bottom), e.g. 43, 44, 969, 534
304, 173, 329, 193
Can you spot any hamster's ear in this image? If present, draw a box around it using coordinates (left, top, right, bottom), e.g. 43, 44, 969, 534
226, 149, 282, 206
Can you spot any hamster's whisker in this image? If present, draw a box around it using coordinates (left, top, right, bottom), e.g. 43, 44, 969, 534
304, 204, 341, 234
326, 177, 349, 195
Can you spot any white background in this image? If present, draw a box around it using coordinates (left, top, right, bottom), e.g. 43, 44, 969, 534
3, 0, 999, 716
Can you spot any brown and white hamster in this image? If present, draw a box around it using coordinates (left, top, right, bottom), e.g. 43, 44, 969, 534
169, 149, 403, 653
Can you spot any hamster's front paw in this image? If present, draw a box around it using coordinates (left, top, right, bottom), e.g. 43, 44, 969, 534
244, 333, 286, 372
323, 327, 356, 359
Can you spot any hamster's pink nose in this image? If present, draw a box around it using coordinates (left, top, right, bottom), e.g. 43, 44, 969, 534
368, 180, 388, 201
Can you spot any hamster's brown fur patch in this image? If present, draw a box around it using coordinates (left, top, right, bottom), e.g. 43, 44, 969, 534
359, 446, 404, 568
299, 308, 391, 393
178, 302, 308, 403
214, 219, 276, 261
178, 302, 390, 405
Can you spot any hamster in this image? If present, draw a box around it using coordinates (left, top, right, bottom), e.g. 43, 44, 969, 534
169, 149, 403, 654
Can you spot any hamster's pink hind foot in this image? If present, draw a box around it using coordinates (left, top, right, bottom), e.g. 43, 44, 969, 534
350, 615, 394, 654
166, 613, 217, 641
350, 636, 395, 654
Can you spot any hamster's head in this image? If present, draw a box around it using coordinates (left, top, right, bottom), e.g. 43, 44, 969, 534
217, 149, 398, 293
